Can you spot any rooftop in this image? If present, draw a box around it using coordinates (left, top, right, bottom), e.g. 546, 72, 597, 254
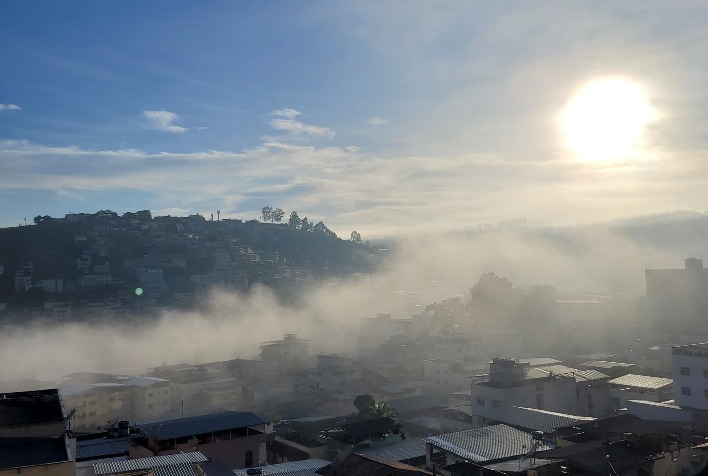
475, 406, 595, 433
93, 451, 208, 475
234, 459, 330, 476
0, 436, 70, 470
137, 411, 270, 440
0, 389, 65, 427
424, 424, 553, 463
608, 374, 673, 390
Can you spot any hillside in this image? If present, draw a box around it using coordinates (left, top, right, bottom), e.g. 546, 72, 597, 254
0, 211, 380, 312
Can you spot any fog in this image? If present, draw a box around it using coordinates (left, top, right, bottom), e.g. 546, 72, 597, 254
2, 219, 696, 385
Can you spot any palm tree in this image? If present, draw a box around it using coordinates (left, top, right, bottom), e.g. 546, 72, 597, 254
369, 401, 396, 418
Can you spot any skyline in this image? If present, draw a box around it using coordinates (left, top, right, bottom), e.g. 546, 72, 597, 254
1, 2, 707, 237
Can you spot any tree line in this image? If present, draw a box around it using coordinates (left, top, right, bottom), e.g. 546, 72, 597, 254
261, 206, 363, 243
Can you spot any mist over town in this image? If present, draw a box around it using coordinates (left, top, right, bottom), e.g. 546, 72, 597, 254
2, 2, 708, 476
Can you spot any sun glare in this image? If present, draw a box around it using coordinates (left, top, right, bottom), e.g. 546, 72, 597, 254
561, 77, 655, 161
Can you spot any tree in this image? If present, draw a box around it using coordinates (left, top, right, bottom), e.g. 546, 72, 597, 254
350, 231, 362, 243
261, 206, 273, 222
288, 211, 301, 229
369, 401, 396, 418
353, 394, 376, 415
301, 217, 313, 232
272, 208, 284, 223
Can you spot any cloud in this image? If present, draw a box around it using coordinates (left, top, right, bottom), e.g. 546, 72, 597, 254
143, 110, 188, 133
270, 109, 335, 139
367, 116, 388, 126
0, 104, 21, 111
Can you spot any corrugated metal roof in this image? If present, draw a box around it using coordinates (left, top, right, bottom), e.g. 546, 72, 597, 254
423, 424, 552, 463
93, 451, 208, 474
534, 365, 609, 382
608, 374, 673, 390
476, 406, 595, 433
153, 462, 200, 476
137, 411, 270, 440
76, 436, 134, 460
234, 459, 330, 475
357, 437, 427, 462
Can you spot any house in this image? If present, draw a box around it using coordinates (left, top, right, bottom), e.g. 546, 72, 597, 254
423, 424, 553, 471
470, 359, 578, 418
607, 374, 673, 408
0, 389, 75, 476
134, 411, 273, 468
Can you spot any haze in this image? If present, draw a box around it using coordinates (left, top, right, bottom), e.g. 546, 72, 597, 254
1, 2, 707, 237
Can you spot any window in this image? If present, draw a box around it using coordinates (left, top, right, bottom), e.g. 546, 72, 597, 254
148, 392, 153, 397
245, 451, 254, 467
704, 390, 708, 398
148, 403, 154, 408
493, 400, 500, 408
88, 411, 96, 416
681, 367, 691, 376
477, 398, 485, 407
682, 387, 692, 396
704, 370, 708, 378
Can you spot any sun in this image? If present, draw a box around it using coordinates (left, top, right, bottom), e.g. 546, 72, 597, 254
561, 77, 656, 161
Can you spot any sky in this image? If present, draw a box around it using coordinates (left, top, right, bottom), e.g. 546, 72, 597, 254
1, 1, 707, 237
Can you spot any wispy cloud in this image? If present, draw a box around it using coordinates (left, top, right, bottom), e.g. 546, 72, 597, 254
270, 109, 335, 139
143, 110, 188, 133
367, 116, 388, 126
0, 104, 21, 111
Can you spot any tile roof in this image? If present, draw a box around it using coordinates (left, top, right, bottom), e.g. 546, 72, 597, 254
423, 424, 553, 463
93, 451, 208, 474
608, 374, 673, 390
137, 411, 270, 440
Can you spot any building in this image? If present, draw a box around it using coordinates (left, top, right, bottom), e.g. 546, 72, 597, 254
260, 334, 309, 374
646, 258, 708, 333
134, 411, 273, 468
670, 342, 708, 410
470, 359, 578, 420
0, 389, 75, 476
607, 374, 673, 408
358, 314, 412, 355
423, 424, 553, 470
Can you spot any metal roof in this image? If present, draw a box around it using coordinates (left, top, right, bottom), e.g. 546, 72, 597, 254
137, 411, 270, 440
93, 451, 208, 474
476, 406, 595, 433
357, 437, 427, 462
76, 436, 134, 460
234, 459, 330, 475
153, 462, 200, 476
534, 365, 609, 382
608, 374, 673, 390
423, 424, 553, 463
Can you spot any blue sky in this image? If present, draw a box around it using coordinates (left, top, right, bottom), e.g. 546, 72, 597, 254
1, 1, 707, 236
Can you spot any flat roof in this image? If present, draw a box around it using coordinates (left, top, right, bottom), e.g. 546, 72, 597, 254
0, 389, 65, 427
137, 411, 270, 440
608, 374, 673, 390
